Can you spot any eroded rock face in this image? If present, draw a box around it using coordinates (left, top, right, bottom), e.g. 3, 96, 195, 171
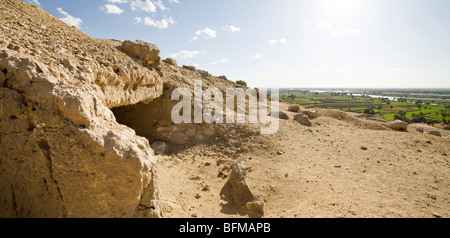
0, 0, 161, 218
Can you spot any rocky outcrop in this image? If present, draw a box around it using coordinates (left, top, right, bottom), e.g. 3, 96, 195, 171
182, 65, 197, 72
0, 0, 267, 218
236, 80, 247, 87
0, 0, 161, 218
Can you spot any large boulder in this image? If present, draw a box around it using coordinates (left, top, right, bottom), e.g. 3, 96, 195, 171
294, 114, 312, 127
220, 163, 255, 209
288, 104, 301, 112
271, 111, 290, 120
163, 57, 177, 66
122, 40, 161, 69
390, 120, 408, 131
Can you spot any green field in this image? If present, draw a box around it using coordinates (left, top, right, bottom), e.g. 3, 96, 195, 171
276, 90, 450, 125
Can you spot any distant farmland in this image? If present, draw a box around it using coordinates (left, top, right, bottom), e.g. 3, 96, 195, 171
277, 90, 450, 125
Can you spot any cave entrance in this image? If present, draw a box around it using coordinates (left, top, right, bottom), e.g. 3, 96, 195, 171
110, 90, 176, 143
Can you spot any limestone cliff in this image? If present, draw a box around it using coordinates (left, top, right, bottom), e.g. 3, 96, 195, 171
0, 0, 163, 217
0, 0, 253, 218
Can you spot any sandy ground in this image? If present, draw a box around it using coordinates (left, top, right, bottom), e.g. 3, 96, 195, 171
157, 104, 450, 218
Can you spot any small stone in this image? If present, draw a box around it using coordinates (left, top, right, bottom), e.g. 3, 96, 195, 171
361, 146, 368, 150
431, 195, 437, 200
150, 141, 167, 155
190, 175, 202, 181
335, 165, 342, 168
277, 151, 284, 155
428, 130, 441, 137
191, 213, 198, 218
195, 193, 201, 199
246, 201, 265, 217
202, 183, 210, 192
432, 213, 442, 218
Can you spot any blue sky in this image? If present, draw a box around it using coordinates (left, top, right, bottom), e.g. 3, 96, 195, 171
26, 0, 450, 88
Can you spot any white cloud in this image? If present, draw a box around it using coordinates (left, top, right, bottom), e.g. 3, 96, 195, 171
317, 22, 333, 30
168, 0, 179, 3
130, 0, 156, 12
26, 0, 40, 6
253, 54, 263, 60
153, 0, 169, 11
210, 59, 228, 65
192, 28, 217, 41
441, 67, 448, 70
100, 4, 124, 14
168, 50, 205, 60
57, 7, 82, 29
223, 25, 240, 32
107, 0, 128, 3
134, 16, 175, 29
268, 39, 287, 44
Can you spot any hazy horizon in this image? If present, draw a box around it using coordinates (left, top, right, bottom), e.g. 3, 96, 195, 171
26, 0, 450, 89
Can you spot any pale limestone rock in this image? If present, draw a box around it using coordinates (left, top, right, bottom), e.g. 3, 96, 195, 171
300, 109, 320, 118
294, 114, 312, 127
271, 111, 290, 120
220, 163, 255, 209
163, 57, 177, 66
428, 130, 441, 137
288, 104, 301, 112
390, 120, 407, 131
236, 80, 247, 87
122, 40, 161, 69
182, 65, 197, 72
0, 0, 161, 218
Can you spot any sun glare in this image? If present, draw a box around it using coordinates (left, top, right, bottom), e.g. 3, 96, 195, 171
318, 0, 364, 19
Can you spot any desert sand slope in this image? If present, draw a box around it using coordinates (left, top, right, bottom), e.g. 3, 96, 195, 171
158, 103, 450, 218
